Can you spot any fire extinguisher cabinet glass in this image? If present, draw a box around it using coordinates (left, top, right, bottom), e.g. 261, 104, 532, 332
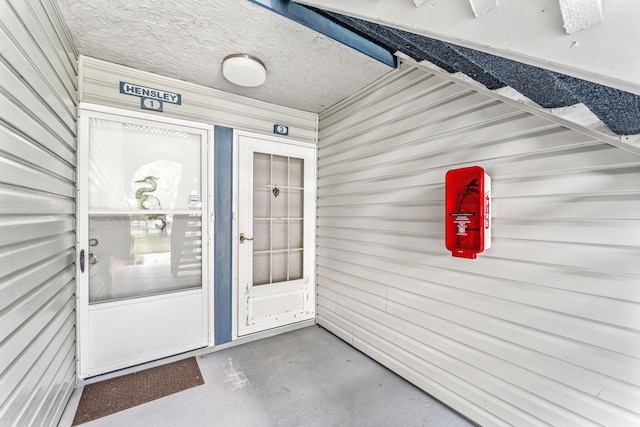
445, 166, 491, 259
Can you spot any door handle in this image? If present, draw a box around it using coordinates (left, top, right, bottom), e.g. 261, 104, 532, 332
239, 233, 254, 244
80, 249, 85, 273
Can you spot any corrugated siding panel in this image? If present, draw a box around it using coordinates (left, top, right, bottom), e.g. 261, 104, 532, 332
317, 63, 640, 426
80, 56, 318, 145
0, 0, 78, 426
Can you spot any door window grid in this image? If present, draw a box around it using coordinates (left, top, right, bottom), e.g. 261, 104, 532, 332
253, 153, 304, 286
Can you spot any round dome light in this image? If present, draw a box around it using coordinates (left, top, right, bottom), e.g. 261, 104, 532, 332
222, 54, 266, 87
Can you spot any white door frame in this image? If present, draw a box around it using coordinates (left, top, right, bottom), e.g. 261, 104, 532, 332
76, 103, 215, 378
231, 131, 317, 339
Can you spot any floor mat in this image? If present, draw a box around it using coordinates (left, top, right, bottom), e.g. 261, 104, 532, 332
72, 357, 204, 425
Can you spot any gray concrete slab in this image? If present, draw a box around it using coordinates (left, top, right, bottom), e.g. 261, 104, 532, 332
62, 326, 475, 426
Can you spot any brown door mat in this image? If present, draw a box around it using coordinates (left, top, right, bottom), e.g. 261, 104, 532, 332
72, 356, 204, 426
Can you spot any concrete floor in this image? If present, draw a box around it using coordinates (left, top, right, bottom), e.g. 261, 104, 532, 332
60, 326, 475, 426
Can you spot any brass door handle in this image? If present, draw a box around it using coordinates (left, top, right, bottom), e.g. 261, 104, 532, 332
240, 233, 254, 244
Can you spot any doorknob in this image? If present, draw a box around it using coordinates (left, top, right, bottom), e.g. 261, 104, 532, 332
239, 233, 254, 244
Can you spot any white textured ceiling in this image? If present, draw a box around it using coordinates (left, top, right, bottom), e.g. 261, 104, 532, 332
55, 0, 392, 113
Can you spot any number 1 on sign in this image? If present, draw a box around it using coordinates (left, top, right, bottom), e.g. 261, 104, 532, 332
142, 98, 163, 112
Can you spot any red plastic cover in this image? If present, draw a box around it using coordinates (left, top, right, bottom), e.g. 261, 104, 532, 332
445, 166, 491, 259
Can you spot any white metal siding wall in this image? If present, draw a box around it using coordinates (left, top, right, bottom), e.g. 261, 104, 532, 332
0, 0, 78, 426
317, 64, 640, 426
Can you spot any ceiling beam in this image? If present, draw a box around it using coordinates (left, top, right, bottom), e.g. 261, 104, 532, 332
468, 0, 498, 18
250, 0, 396, 67
558, 0, 604, 34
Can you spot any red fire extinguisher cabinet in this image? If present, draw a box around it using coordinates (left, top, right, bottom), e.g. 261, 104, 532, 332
445, 166, 491, 259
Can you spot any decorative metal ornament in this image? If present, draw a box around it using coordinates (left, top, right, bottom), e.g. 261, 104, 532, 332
134, 176, 166, 233
134, 176, 161, 210
272, 187, 280, 197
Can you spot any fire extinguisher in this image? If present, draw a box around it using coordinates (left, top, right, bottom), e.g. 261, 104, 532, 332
445, 166, 491, 259
455, 178, 481, 250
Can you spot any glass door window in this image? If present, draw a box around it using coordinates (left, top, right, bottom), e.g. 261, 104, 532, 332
252, 153, 304, 285
87, 118, 203, 303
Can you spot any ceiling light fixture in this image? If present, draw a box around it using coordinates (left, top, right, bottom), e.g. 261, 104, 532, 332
222, 54, 266, 87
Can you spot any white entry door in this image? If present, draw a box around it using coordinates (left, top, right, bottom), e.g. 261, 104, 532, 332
236, 133, 316, 336
77, 108, 211, 378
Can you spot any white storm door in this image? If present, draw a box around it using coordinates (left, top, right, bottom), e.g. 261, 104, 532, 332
77, 109, 211, 378
237, 134, 316, 336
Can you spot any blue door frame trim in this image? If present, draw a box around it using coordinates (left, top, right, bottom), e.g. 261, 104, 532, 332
214, 125, 233, 345
250, 0, 396, 68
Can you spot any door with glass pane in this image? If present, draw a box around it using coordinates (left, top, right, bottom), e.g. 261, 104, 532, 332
237, 134, 316, 336
77, 109, 210, 378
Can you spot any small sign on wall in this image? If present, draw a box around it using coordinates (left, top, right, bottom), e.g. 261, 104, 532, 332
274, 124, 289, 136
119, 82, 182, 112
